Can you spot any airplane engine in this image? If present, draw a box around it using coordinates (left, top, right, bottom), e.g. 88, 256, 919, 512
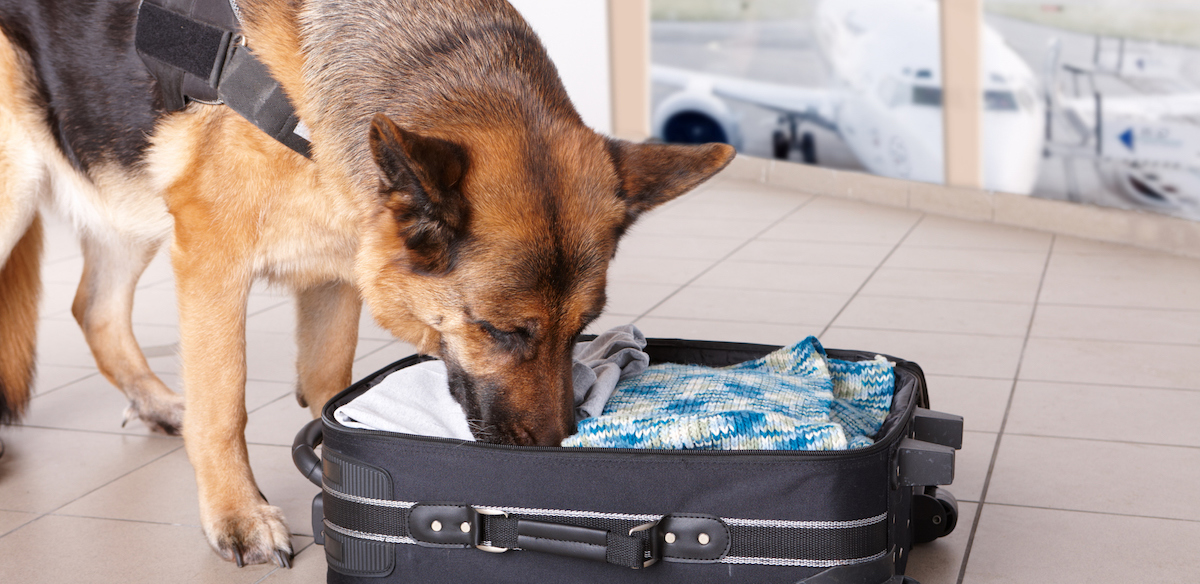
652, 89, 743, 150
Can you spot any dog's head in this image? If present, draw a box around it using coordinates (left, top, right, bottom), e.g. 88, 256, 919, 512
356, 113, 732, 445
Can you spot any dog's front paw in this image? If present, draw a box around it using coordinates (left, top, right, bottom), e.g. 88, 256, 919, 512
204, 502, 294, 568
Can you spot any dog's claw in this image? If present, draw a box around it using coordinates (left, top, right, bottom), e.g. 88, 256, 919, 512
234, 545, 245, 568
275, 550, 293, 569
121, 405, 137, 428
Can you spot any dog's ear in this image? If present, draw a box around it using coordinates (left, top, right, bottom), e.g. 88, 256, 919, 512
369, 113, 471, 275
607, 139, 735, 223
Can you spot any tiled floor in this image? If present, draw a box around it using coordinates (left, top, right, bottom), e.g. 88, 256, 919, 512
2, 176, 1199, 583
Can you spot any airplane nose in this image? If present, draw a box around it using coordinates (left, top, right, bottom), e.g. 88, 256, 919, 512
982, 111, 1044, 195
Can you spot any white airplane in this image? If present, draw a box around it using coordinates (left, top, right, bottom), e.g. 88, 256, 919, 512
1046, 38, 1200, 219
651, 0, 1046, 194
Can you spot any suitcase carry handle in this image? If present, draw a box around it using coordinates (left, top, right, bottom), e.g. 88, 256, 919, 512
293, 418, 324, 487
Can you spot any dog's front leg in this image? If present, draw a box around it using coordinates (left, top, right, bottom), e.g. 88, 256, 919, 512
295, 280, 361, 414
173, 235, 292, 567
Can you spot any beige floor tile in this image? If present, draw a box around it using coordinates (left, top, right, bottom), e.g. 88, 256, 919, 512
0, 426, 180, 513
904, 501, 977, 584
988, 435, 1200, 520
833, 296, 1034, 337
352, 341, 420, 381
34, 317, 94, 368
819, 328, 1026, 380
689, 180, 814, 206
245, 397, 319, 447
1030, 304, 1200, 345
729, 240, 895, 267
131, 287, 290, 327
21, 374, 289, 436
244, 330, 302, 383
924, 376, 1012, 434
585, 312, 641, 336
693, 262, 875, 294
1046, 248, 1200, 281
607, 255, 716, 285
884, 247, 1049, 274
38, 280, 77, 317
964, 505, 1200, 583
947, 431, 996, 504
31, 364, 97, 395
0, 510, 38, 537
1039, 271, 1200, 311
761, 219, 917, 245
903, 215, 1052, 251
39, 255, 83, 285
256, 541, 328, 583
788, 196, 923, 224
138, 250, 176, 289
0, 514, 281, 584
1053, 235, 1158, 256
617, 233, 745, 260
646, 287, 849, 326
358, 308, 397, 341
653, 196, 805, 222
1020, 337, 1200, 390
40, 215, 80, 262
634, 317, 821, 346
605, 281, 687, 316
859, 268, 1043, 303
53, 443, 318, 540
1007, 381, 1200, 447
629, 213, 773, 240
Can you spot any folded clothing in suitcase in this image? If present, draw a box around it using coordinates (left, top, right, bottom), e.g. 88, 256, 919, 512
293, 338, 963, 584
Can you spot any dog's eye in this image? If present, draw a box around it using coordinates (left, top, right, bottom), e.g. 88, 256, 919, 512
479, 321, 529, 350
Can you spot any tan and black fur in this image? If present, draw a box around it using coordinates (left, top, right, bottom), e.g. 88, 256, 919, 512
0, 0, 733, 566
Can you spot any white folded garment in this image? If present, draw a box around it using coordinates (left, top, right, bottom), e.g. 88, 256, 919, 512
334, 325, 649, 440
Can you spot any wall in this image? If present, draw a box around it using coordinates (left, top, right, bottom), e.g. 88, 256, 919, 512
508, 0, 613, 134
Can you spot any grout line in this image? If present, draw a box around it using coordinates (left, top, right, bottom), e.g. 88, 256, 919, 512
632, 196, 821, 321
0, 441, 185, 541
979, 502, 1200, 524
817, 212, 923, 339
6, 425, 185, 440
955, 233, 1057, 584
817, 324, 1029, 339
1011, 377, 1200, 393
998, 432, 1200, 451
30, 370, 101, 399
0, 511, 40, 540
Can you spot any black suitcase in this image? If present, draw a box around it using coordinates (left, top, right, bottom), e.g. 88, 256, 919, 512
293, 338, 963, 584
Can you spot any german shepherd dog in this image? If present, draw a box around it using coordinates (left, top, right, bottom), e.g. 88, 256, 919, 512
0, 0, 732, 568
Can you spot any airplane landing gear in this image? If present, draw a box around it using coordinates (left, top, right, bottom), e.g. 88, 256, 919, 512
773, 116, 817, 164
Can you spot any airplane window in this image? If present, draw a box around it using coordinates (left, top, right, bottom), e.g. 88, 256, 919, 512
984, 90, 1019, 111
912, 85, 942, 107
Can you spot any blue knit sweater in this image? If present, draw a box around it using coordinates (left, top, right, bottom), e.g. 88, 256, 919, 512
561, 337, 894, 451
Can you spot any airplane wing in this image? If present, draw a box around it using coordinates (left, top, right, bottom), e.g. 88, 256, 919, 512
652, 65, 843, 131
1056, 93, 1200, 168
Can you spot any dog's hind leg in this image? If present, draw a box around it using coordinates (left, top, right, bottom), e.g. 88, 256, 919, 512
294, 280, 361, 414
0, 214, 42, 425
72, 231, 184, 434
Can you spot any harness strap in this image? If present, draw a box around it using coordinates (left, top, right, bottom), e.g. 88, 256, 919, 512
135, 0, 311, 158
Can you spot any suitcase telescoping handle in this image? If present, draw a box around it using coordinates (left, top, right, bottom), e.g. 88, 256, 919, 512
293, 418, 324, 487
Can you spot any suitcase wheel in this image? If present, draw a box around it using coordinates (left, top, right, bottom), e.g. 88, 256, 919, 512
912, 486, 958, 543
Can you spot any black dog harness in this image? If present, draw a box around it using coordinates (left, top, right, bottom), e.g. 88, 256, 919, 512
135, 0, 312, 157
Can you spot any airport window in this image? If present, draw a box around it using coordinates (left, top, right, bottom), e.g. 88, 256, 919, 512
983, 90, 1019, 111
912, 85, 943, 107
